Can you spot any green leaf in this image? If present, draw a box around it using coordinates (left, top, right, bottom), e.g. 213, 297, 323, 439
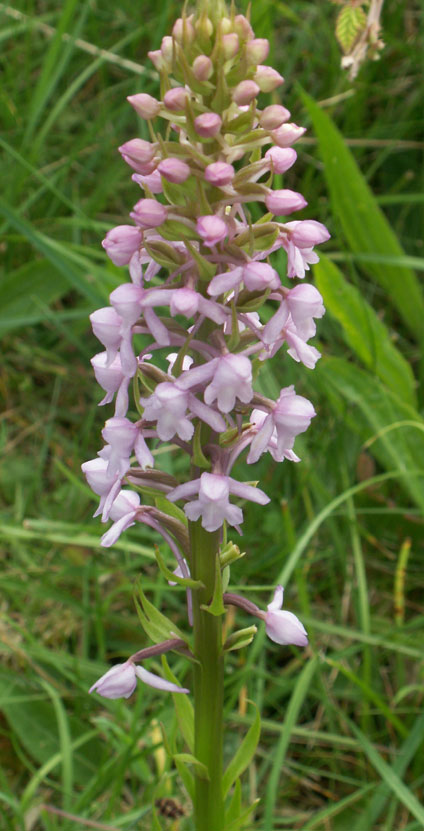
201, 556, 226, 617
225, 779, 242, 829
192, 422, 212, 470
173, 753, 210, 781
351, 712, 424, 831
314, 255, 417, 408
301, 91, 424, 343
174, 756, 195, 801
0, 259, 70, 336
154, 496, 188, 527
316, 357, 424, 512
223, 701, 261, 797
224, 799, 261, 831
264, 656, 318, 830
336, 5, 367, 53
161, 657, 194, 753
134, 583, 187, 644
346, 718, 424, 826
154, 546, 202, 589
224, 626, 257, 652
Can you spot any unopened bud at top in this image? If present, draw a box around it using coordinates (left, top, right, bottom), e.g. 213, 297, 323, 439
260, 105, 291, 131
234, 14, 254, 41
172, 17, 195, 44
271, 123, 306, 147
204, 162, 235, 187
245, 38, 270, 64
254, 66, 284, 93
194, 112, 222, 138
118, 139, 156, 174
163, 87, 188, 112
222, 33, 239, 60
161, 36, 174, 62
157, 158, 191, 184
148, 50, 167, 72
232, 80, 260, 106
130, 198, 167, 229
127, 93, 161, 120
266, 189, 307, 215
265, 146, 297, 174
193, 55, 213, 81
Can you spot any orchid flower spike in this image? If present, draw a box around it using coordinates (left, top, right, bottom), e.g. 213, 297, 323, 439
265, 586, 308, 647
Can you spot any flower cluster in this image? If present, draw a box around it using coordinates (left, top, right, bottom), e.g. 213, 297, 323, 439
85, 7, 326, 697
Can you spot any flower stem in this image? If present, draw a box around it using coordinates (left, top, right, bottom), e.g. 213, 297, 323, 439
190, 519, 225, 831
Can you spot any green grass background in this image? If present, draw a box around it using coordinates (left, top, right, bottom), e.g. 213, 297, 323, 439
0, 0, 423, 829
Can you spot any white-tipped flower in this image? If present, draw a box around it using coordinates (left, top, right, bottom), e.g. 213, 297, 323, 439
265, 586, 308, 646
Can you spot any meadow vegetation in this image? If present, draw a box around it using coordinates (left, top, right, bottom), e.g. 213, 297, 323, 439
0, 1, 423, 828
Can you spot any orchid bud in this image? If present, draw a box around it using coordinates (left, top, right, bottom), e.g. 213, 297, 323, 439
148, 50, 167, 72
195, 15, 213, 39
265, 146, 297, 174
245, 37, 270, 64
260, 105, 291, 131
271, 123, 306, 147
222, 33, 240, 59
157, 158, 191, 184
132, 170, 163, 194
193, 55, 213, 82
266, 189, 307, 215
194, 113, 222, 138
163, 87, 189, 112
220, 16, 233, 34
265, 586, 308, 647
232, 80, 260, 106
197, 215, 227, 247
284, 220, 331, 247
254, 65, 284, 93
127, 93, 161, 120
118, 139, 156, 173
102, 225, 142, 266
173, 17, 195, 44
234, 14, 254, 41
161, 36, 174, 62
89, 661, 137, 699
130, 198, 167, 228
204, 162, 235, 187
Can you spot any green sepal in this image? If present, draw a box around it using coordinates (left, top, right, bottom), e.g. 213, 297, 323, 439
162, 176, 197, 208
234, 182, 269, 199
200, 556, 226, 617
154, 545, 203, 590
193, 422, 212, 470
226, 300, 241, 351
173, 753, 210, 781
222, 564, 230, 594
211, 64, 231, 112
185, 241, 217, 281
224, 625, 257, 652
237, 288, 271, 312
160, 220, 198, 243
220, 540, 245, 567
234, 221, 277, 249
134, 582, 188, 645
155, 495, 187, 527
224, 107, 255, 135
222, 700, 261, 797
144, 240, 185, 269
161, 656, 194, 753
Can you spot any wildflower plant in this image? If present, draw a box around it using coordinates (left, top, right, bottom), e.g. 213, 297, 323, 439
83, 1, 330, 827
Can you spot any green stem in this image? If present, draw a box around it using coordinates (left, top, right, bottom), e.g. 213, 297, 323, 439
190, 519, 225, 831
